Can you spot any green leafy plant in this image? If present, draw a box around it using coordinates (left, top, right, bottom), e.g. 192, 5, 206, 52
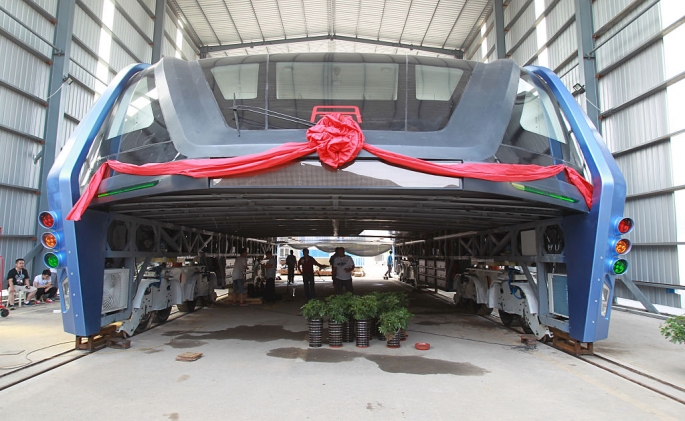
376, 292, 409, 314
378, 308, 413, 340
325, 295, 348, 323
301, 299, 327, 320
350, 295, 378, 320
660, 315, 685, 344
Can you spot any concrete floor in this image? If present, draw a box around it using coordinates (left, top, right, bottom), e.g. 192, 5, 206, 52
1, 269, 684, 420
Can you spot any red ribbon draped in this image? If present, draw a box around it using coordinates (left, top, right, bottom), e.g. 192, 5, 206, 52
67, 113, 593, 221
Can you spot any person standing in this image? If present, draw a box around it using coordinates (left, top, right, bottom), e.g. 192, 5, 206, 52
298, 248, 323, 301
33, 269, 58, 303
332, 247, 355, 294
384, 250, 394, 279
285, 250, 297, 285
262, 250, 277, 304
6, 258, 37, 309
231, 248, 249, 306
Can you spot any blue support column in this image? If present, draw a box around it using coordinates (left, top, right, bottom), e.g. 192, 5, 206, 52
33, 0, 76, 272
575, 0, 601, 130
494, 0, 507, 59
152, 0, 167, 63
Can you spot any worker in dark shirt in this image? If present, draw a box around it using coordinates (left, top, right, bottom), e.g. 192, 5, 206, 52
298, 248, 324, 301
6, 258, 37, 309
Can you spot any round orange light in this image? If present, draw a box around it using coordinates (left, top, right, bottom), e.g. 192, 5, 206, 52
41, 232, 57, 249
615, 239, 631, 255
618, 218, 634, 234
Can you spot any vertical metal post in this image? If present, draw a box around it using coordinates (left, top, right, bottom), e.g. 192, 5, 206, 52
152, 0, 167, 63
33, 0, 76, 272
493, 0, 507, 59
574, 0, 601, 129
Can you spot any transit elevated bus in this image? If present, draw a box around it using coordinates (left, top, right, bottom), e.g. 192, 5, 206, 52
42, 53, 631, 343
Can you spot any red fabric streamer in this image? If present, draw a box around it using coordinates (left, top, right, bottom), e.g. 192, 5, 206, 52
67, 113, 593, 221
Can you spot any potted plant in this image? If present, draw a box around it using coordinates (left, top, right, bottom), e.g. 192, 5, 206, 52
338, 293, 356, 342
301, 299, 327, 347
325, 295, 348, 348
350, 295, 378, 348
378, 308, 413, 348
661, 315, 685, 345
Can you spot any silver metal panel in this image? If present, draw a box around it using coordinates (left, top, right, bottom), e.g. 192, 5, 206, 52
80, 0, 104, 17
73, 5, 103, 54
377, 0, 411, 43
114, 0, 154, 40
57, 118, 79, 158
162, 37, 175, 59
598, 42, 664, 111
594, 5, 661, 71
620, 245, 680, 286
398, 0, 438, 45
108, 41, 137, 71
506, 1, 536, 49
600, 90, 668, 152
69, 42, 99, 88
226, 0, 265, 42
181, 33, 198, 60
278, 0, 307, 38
615, 279, 681, 308
111, 6, 151, 63
546, 0, 574, 33
0, 189, 39, 234
504, 0, 528, 27
510, 33, 537, 64
31, 0, 59, 16
0, 87, 46, 137
0, 238, 36, 275
624, 195, 676, 244
546, 22, 576, 69
422, 0, 466, 47
178, 0, 224, 45
615, 142, 672, 196
63, 83, 96, 122
0, 0, 54, 57
0, 131, 42, 188
0, 35, 50, 98
592, 0, 638, 30
252, 0, 286, 41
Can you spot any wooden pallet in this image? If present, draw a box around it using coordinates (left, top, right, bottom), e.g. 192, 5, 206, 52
549, 327, 594, 356
75, 325, 119, 351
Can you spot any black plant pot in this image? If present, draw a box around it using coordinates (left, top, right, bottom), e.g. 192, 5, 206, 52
355, 319, 371, 348
308, 318, 323, 348
368, 317, 377, 340
400, 329, 407, 341
342, 321, 355, 342
387, 331, 401, 348
328, 321, 343, 348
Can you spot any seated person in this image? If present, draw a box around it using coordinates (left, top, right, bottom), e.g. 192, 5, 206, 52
33, 269, 58, 303
6, 258, 37, 308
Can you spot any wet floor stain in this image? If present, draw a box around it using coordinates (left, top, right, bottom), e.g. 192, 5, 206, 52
141, 348, 163, 354
177, 374, 190, 382
365, 354, 488, 376
267, 347, 358, 363
267, 347, 488, 376
415, 320, 450, 326
166, 338, 208, 349
165, 413, 179, 420
165, 325, 307, 343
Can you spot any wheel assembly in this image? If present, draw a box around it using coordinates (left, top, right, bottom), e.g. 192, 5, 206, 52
154, 307, 172, 323
177, 299, 197, 312
498, 309, 515, 326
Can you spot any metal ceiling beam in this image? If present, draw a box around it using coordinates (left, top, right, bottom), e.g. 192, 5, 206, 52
575, 0, 600, 130
493, 0, 506, 59
202, 35, 463, 58
152, 0, 166, 63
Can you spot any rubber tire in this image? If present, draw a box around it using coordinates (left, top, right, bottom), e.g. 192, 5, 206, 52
498, 309, 515, 327
520, 315, 534, 334
1, 308, 9, 317
154, 307, 172, 323
134, 312, 153, 334
476, 304, 493, 316
177, 299, 197, 313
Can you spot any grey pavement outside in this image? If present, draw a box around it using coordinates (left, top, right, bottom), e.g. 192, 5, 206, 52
0, 266, 684, 420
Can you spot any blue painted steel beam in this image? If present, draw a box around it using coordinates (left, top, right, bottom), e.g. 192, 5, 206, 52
528, 65, 627, 342
152, 0, 166, 63
47, 63, 149, 336
493, 0, 507, 59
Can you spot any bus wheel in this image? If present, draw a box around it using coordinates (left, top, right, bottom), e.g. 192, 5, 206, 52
154, 307, 172, 323
178, 299, 196, 313
498, 309, 515, 327
135, 312, 153, 334
476, 304, 493, 316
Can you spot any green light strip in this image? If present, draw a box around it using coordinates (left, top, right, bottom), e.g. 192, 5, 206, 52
511, 183, 579, 203
97, 180, 159, 198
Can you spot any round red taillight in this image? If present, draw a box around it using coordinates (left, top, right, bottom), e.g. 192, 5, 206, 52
38, 212, 55, 229
617, 218, 634, 234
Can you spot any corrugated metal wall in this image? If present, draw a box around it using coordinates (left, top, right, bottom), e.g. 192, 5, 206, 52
0, 0, 198, 283
465, 0, 685, 308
